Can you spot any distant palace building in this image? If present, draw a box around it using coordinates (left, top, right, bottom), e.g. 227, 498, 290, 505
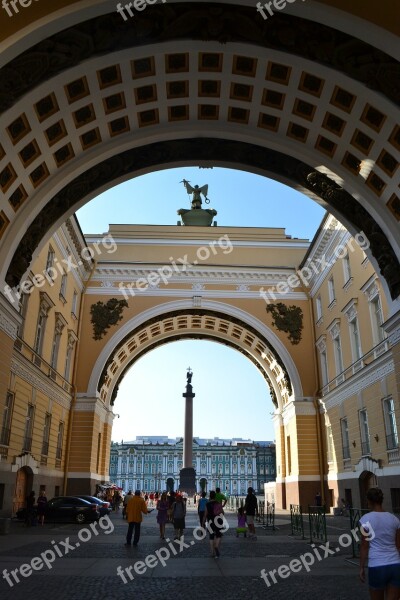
109, 436, 276, 495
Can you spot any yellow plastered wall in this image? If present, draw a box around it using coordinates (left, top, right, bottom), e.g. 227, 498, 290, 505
296, 415, 320, 476
68, 410, 101, 472
0, 330, 14, 441
9, 377, 31, 455
100, 422, 112, 477
275, 423, 286, 479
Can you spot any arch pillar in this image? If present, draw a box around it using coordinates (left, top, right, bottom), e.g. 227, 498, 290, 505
65, 395, 114, 496
278, 399, 323, 508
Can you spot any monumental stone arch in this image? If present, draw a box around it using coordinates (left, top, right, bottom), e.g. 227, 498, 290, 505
0, 1, 400, 508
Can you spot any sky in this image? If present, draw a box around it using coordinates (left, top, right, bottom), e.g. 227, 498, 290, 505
76, 167, 326, 443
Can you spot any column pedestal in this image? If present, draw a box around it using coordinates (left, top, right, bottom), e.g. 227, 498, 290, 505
179, 467, 196, 495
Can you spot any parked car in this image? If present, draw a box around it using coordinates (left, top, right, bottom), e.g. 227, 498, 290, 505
16, 496, 100, 524
77, 495, 111, 516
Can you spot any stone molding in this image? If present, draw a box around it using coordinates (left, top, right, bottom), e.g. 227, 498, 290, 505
383, 310, 400, 347
282, 400, 316, 425
322, 355, 394, 410
10, 355, 71, 410
0, 293, 21, 340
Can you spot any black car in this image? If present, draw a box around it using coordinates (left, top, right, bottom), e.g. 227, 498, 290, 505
16, 496, 100, 524
77, 495, 111, 517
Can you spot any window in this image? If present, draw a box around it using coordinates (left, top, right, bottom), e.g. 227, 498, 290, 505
64, 332, 76, 381
56, 422, 64, 460
383, 396, 398, 450
34, 312, 47, 355
326, 425, 334, 463
50, 315, 66, 370
371, 295, 384, 344
59, 274, 67, 302
328, 277, 336, 305
41, 413, 51, 456
348, 315, 362, 362
359, 409, 370, 456
0, 391, 14, 446
71, 291, 78, 317
316, 296, 322, 321
34, 293, 54, 356
343, 253, 352, 284
362, 279, 385, 347
23, 404, 35, 452
286, 435, 291, 475
333, 335, 344, 375
45, 247, 56, 281
341, 418, 350, 460
17, 291, 30, 338
320, 349, 329, 386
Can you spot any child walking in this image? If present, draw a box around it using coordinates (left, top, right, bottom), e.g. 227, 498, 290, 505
236, 506, 247, 538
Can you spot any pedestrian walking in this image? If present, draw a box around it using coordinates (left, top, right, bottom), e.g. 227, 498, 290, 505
236, 506, 247, 538
359, 487, 400, 599
172, 494, 186, 540
244, 487, 258, 540
156, 492, 169, 540
197, 491, 207, 527
204, 490, 223, 558
125, 490, 152, 547
25, 491, 36, 527
37, 490, 47, 526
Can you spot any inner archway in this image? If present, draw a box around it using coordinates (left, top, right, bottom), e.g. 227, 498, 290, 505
0, 4, 399, 304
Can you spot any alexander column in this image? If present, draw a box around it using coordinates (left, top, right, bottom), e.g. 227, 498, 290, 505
179, 367, 196, 494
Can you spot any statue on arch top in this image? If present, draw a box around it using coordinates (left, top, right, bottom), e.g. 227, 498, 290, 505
181, 179, 210, 209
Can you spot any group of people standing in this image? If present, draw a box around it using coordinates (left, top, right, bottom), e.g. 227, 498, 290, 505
123, 485, 259, 559
24, 490, 47, 526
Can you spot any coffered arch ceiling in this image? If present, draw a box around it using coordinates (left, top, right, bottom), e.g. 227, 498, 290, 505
94, 309, 296, 411
0, 3, 399, 300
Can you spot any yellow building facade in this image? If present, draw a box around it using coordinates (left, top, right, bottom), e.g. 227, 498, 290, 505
0, 0, 399, 516
0, 218, 90, 515
1, 211, 398, 515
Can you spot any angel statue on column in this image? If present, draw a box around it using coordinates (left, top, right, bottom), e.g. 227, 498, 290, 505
181, 179, 210, 209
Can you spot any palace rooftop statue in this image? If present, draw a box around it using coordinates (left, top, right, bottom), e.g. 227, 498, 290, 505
177, 179, 217, 226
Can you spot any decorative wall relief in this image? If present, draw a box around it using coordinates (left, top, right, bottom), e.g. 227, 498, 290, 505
90, 298, 128, 340
266, 303, 303, 345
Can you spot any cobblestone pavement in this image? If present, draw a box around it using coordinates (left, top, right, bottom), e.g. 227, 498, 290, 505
0, 508, 367, 600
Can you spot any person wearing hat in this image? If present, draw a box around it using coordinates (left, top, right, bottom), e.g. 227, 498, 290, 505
125, 490, 152, 546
